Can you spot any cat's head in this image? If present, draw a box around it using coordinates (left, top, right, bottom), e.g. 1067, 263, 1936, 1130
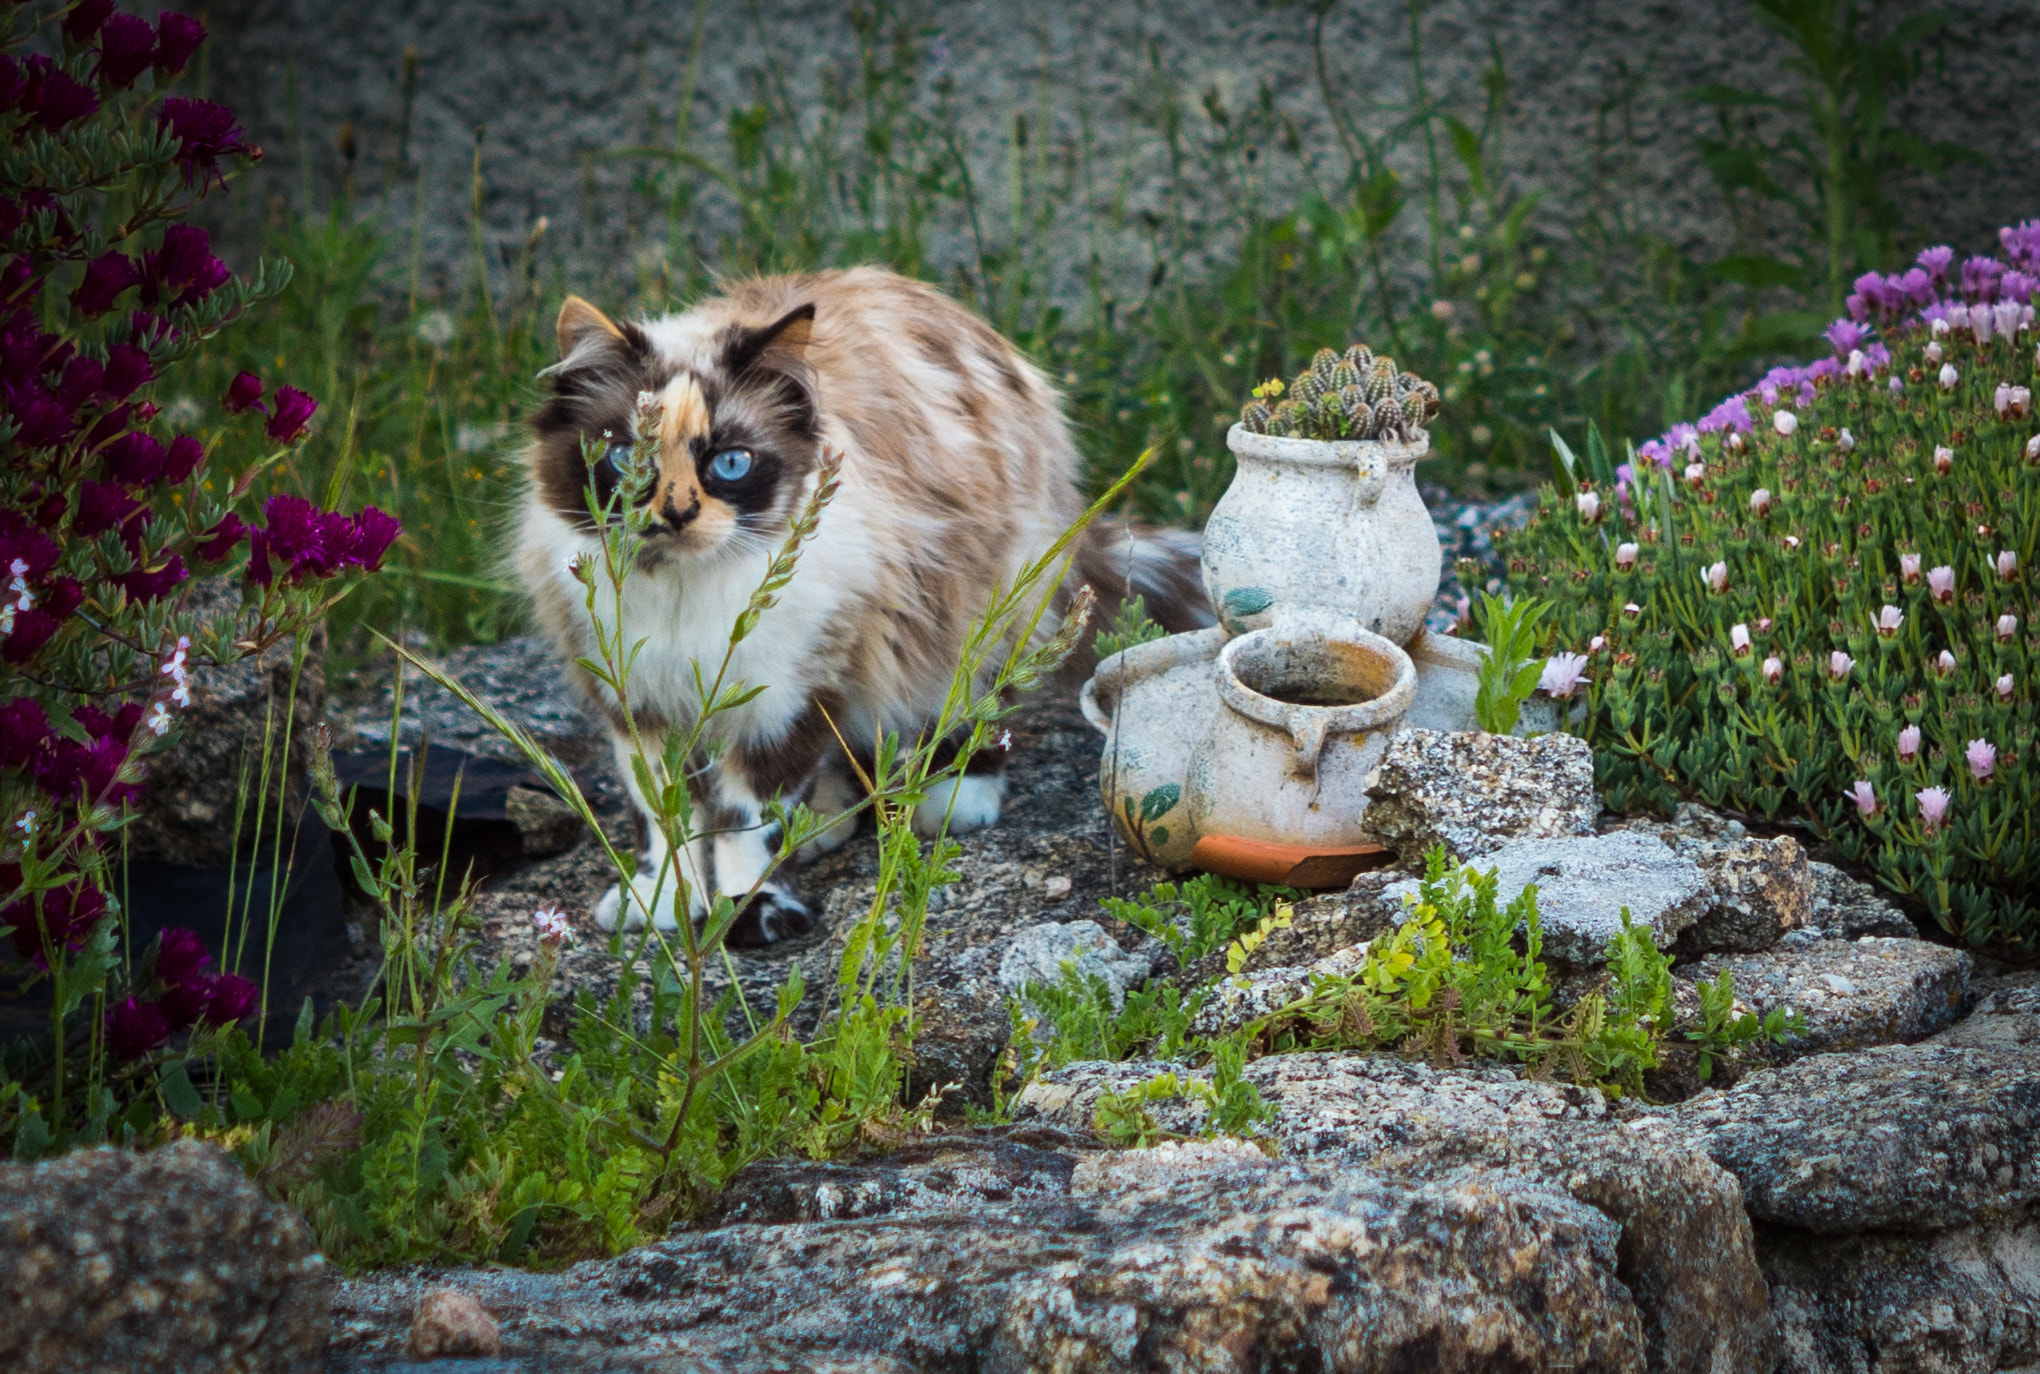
529, 294, 820, 560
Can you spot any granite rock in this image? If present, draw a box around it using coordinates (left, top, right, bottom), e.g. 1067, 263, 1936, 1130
1362, 727, 1599, 864
0, 1140, 332, 1374
1685, 936, 1971, 1058
997, 919, 1151, 1011
1385, 831, 1713, 967
331, 1137, 1651, 1372
1668, 1043, 2040, 1233
1806, 860, 1919, 939
1931, 976, 2040, 1051
407, 1286, 499, 1358
1677, 833, 1813, 955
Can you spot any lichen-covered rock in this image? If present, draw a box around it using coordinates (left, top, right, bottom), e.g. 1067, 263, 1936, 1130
1685, 935, 1971, 1057
1668, 1043, 2040, 1233
1806, 860, 1917, 939
332, 1139, 1651, 1372
1762, 1210, 2040, 1374
998, 919, 1151, 1010
1362, 728, 1598, 864
1384, 831, 1712, 967
1019, 1053, 1776, 1374
1175, 875, 1404, 988
338, 633, 603, 767
1931, 977, 2040, 1051
0, 1140, 332, 1374
1676, 833, 1813, 954
407, 1286, 499, 1358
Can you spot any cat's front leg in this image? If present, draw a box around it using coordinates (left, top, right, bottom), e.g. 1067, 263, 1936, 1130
594, 732, 711, 933
710, 694, 841, 945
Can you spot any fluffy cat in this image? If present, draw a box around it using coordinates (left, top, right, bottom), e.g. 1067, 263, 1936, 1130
517, 267, 1204, 944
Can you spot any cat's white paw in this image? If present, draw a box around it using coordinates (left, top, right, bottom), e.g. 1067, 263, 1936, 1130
592, 869, 694, 932
913, 773, 1006, 837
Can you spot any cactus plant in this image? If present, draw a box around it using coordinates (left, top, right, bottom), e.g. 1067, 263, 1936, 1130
1238, 345, 1440, 443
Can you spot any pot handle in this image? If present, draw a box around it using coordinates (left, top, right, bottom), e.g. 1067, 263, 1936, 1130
1287, 714, 1329, 780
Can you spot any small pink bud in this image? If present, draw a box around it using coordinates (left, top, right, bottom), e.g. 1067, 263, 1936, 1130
2027, 435, 2040, 461
1873, 604, 1903, 638
1997, 550, 2018, 580
1846, 780, 1878, 817
1936, 649, 1957, 675
1828, 649, 1855, 680
1836, 427, 1855, 451
1589, 635, 1607, 654
1900, 553, 1922, 584
1762, 655, 1783, 685
1846, 350, 1867, 377
1615, 541, 1639, 569
1928, 565, 1955, 602
1622, 601, 1642, 619
1577, 490, 1602, 522
1916, 785, 1951, 832
1897, 725, 1922, 761
1773, 410, 1799, 436
1685, 461, 1707, 486
1748, 487, 1772, 516
1999, 613, 2020, 642
1933, 445, 1954, 474
1703, 561, 1729, 594
1730, 623, 1752, 656
1966, 738, 1997, 782
1939, 362, 1960, 391
1996, 673, 2015, 701
1757, 617, 1773, 633
1784, 535, 1802, 551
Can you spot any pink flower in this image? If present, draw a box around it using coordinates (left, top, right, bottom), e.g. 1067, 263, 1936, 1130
1997, 550, 2018, 580
1762, 656, 1783, 684
1730, 623, 1752, 656
1615, 542, 1638, 569
1916, 786, 1952, 833
104, 997, 171, 1061
265, 386, 318, 443
1996, 673, 2015, 701
1576, 490, 1601, 522
1898, 725, 1922, 761
1828, 650, 1855, 680
1966, 738, 1997, 782
1936, 649, 1957, 676
1846, 780, 1878, 817
1938, 363, 1960, 391
1539, 652, 1591, 699
1999, 614, 2020, 642
1873, 605, 1903, 638
1757, 617, 1773, 633
1900, 553, 1922, 584
223, 371, 264, 414
1588, 635, 1607, 654
1748, 488, 1772, 517
1928, 566, 1955, 603
533, 905, 573, 946
1703, 561, 1729, 594
1933, 445, 1954, 474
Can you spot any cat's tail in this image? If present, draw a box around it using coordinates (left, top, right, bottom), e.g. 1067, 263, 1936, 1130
1073, 519, 1215, 637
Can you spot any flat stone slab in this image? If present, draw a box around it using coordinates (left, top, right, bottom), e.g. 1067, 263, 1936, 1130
1384, 831, 1712, 967
1685, 935, 1971, 1057
1362, 727, 1598, 864
1930, 973, 2040, 1051
1663, 1043, 2040, 1233
998, 919, 1152, 1010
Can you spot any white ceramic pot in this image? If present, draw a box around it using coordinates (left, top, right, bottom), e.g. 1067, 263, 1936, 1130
1080, 626, 1226, 869
1185, 618, 1417, 848
1200, 424, 1441, 645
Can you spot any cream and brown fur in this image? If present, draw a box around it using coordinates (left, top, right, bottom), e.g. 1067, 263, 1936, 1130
518, 267, 1205, 943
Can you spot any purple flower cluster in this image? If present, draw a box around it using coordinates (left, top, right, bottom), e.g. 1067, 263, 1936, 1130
247, 495, 401, 585
1, 869, 106, 964
0, 696, 146, 808
1846, 241, 2040, 322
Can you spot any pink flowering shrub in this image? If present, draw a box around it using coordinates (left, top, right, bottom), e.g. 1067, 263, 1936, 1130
0, 1, 396, 1149
1508, 226, 2040, 948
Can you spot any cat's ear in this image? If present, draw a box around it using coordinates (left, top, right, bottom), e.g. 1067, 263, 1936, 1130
556, 295, 626, 360
723, 303, 815, 376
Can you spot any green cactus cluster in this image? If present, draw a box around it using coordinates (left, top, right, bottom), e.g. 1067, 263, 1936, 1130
1238, 345, 1441, 443
1503, 322, 2039, 950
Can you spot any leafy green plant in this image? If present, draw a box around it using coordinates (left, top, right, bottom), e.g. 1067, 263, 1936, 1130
1091, 1038, 1273, 1149
1687, 967, 1804, 1080
1472, 591, 1551, 734
1505, 234, 2039, 947
1102, 873, 1304, 964
1093, 593, 1168, 661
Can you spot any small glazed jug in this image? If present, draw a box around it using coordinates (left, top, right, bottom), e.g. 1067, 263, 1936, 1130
1184, 617, 1416, 849
1081, 626, 1227, 869
1200, 424, 1441, 645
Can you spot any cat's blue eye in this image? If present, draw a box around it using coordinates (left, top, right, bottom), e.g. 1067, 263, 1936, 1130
707, 448, 754, 482
601, 440, 631, 472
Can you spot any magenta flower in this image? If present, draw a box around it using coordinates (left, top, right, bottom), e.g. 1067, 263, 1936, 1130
22, 55, 100, 131
265, 385, 317, 442
101, 342, 154, 400
154, 927, 211, 988
1828, 650, 1855, 681
1825, 319, 1867, 357
1928, 566, 1955, 603
1966, 738, 1998, 782
63, 0, 115, 41
154, 13, 206, 76
4, 879, 107, 961
1898, 725, 1922, 761
1873, 605, 1903, 639
1539, 651, 1590, 699
155, 97, 253, 189
351, 507, 401, 570
72, 480, 142, 539
1916, 786, 1952, 834
105, 997, 171, 1060
101, 431, 165, 485
1846, 780, 1878, 817
1918, 245, 1955, 282
222, 370, 264, 414
71, 251, 141, 317
159, 434, 204, 485
194, 513, 247, 563
96, 14, 158, 88
141, 224, 229, 309
207, 973, 259, 1024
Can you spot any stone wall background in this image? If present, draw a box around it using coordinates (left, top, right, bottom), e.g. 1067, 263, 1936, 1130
195, 0, 2040, 309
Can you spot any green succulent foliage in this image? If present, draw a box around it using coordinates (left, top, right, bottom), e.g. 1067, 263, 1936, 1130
1504, 323, 2040, 949
1237, 344, 1442, 443
1472, 591, 1552, 735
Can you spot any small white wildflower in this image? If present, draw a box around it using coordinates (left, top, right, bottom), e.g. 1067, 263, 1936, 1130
170, 681, 191, 708
454, 423, 501, 455
1538, 652, 1591, 699
997, 730, 1013, 752
14, 809, 36, 836
1772, 410, 1799, 436
1837, 427, 1855, 451
533, 905, 573, 945
146, 702, 172, 736
161, 394, 204, 430
1939, 362, 1960, 390
415, 310, 457, 349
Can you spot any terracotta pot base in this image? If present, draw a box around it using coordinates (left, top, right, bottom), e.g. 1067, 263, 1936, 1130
1190, 834, 1392, 889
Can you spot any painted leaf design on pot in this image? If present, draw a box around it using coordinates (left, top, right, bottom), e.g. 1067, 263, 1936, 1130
1221, 587, 1274, 621
1139, 783, 1181, 822
1150, 826, 1171, 847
